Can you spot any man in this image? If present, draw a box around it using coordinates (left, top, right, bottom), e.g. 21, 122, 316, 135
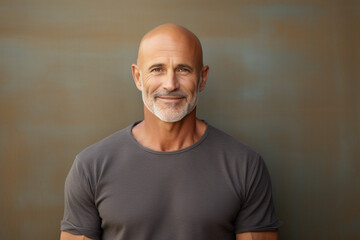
60, 24, 281, 240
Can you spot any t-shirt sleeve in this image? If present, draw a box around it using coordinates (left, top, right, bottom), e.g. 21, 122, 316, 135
61, 157, 102, 239
235, 154, 282, 233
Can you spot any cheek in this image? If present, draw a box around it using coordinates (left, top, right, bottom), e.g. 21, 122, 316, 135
141, 74, 158, 93
142, 75, 153, 93
180, 78, 199, 94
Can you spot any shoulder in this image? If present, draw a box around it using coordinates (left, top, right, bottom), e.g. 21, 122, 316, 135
206, 124, 259, 159
204, 124, 269, 201
74, 123, 135, 171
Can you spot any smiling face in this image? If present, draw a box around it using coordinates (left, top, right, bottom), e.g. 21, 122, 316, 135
132, 25, 209, 122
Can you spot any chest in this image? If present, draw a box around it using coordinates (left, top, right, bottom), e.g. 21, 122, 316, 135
95, 157, 242, 236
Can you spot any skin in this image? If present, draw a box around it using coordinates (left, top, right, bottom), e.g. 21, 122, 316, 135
60, 231, 95, 240
236, 231, 278, 240
131, 24, 209, 151
61, 24, 278, 240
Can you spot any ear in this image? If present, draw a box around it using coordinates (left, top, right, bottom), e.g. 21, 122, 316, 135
131, 64, 142, 91
199, 65, 209, 92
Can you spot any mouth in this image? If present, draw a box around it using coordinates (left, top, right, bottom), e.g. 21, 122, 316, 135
156, 96, 185, 103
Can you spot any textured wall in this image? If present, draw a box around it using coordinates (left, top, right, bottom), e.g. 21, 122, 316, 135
0, 0, 359, 239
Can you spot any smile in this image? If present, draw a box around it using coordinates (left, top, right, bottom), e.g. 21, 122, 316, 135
156, 96, 185, 102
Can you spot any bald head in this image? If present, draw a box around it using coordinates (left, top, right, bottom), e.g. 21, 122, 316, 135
131, 24, 210, 122
137, 24, 204, 69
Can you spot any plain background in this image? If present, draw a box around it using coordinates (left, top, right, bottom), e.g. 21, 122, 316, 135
0, 0, 359, 239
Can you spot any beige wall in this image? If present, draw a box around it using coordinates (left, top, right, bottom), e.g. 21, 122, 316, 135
0, 0, 359, 239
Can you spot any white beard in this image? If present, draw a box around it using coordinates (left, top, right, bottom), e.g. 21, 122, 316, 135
141, 79, 201, 122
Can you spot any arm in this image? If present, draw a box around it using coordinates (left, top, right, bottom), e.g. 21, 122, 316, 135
61, 158, 102, 239
60, 231, 96, 240
235, 155, 281, 236
236, 231, 278, 240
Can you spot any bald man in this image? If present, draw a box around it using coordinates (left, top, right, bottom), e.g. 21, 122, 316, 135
60, 24, 281, 240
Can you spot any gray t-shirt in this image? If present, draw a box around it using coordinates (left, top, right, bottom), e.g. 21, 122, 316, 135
61, 122, 281, 240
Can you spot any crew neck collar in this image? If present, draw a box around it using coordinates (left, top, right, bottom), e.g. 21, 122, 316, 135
128, 120, 209, 155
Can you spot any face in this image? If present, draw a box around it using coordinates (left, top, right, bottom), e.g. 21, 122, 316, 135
133, 34, 208, 122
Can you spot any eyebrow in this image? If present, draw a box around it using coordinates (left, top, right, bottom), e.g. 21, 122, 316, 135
177, 64, 193, 71
148, 63, 193, 71
148, 63, 164, 70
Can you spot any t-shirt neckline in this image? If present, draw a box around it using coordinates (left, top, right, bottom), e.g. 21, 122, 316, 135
128, 120, 209, 155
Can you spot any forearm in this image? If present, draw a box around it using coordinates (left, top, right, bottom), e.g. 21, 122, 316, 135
236, 231, 278, 240
60, 231, 96, 240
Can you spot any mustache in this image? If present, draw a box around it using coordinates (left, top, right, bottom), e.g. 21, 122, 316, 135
153, 91, 188, 98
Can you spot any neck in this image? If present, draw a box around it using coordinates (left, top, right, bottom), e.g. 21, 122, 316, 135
132, 107, 207, 151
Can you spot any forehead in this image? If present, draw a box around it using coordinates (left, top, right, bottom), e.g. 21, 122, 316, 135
138, 34, 200, 68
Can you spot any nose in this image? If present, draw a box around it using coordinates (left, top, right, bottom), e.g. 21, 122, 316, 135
162, 70, 179, 92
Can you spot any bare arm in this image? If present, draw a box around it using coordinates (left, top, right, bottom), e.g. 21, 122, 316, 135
60, 231, 96, 240
236, 231, 278, 240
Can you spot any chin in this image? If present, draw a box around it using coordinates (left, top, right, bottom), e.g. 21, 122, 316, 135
155, 111, 188, 123
154, 104, 197, 123
143, 97, 197, 123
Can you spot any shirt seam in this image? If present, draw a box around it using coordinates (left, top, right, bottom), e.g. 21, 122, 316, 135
128, 121, 210, 155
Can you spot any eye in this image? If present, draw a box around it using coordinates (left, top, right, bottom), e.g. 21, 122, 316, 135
151, 68, 162, 73
177, 68, 190, 73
